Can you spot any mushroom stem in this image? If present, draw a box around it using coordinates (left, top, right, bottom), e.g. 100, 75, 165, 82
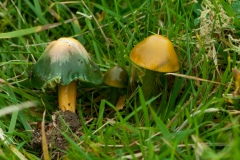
142, 69, 156, 100
58, 81, 77, 113
109, 88, 120, 105
130, 66, 137, 93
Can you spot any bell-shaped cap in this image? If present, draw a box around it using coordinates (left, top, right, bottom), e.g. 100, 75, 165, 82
31, 37, 103, 89
130, 35, 180, 72
104, 66, 129, 88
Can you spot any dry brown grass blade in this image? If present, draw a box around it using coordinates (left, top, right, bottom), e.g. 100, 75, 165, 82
166, 73, 226, 85
41, 110, 50, 160
0, 78, 14, 87
80, 0, 110, 45
0, 101, 37, 117
10, 145, 28, 160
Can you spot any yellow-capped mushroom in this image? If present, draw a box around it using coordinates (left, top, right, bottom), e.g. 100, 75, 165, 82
130, 34, 180, 99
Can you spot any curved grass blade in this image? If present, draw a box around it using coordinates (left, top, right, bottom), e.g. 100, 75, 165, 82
0, 18, 80, 39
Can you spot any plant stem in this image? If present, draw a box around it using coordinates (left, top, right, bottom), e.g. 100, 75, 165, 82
142, 69, 156, 100
58, 81, 76, 113
130, 66, 137, 93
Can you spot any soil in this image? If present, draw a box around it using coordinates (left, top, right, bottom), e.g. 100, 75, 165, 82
31, 110, 81, 159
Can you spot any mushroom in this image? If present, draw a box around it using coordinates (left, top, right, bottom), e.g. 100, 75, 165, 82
103, 65, 129, 105
130, 34, 180, 99
30, 37, 103, 113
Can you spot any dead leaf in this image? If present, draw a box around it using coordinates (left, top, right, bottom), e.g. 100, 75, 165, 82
116, 95, 126, 110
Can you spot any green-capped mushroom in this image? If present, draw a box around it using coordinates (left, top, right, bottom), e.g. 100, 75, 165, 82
104, 66, 129, 105
31, 37, 103, 113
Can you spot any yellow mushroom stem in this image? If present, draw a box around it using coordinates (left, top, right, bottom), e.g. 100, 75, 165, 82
58, 81, 77, 113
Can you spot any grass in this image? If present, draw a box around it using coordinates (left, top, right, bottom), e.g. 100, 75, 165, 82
0, 0, 240, 159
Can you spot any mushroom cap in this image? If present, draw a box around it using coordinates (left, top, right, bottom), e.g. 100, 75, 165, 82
104, 66, 129, 88
130, 35, 180, 72
31, 37, 103, 89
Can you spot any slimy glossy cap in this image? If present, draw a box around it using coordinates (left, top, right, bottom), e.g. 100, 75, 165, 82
130, 35, 180, 72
